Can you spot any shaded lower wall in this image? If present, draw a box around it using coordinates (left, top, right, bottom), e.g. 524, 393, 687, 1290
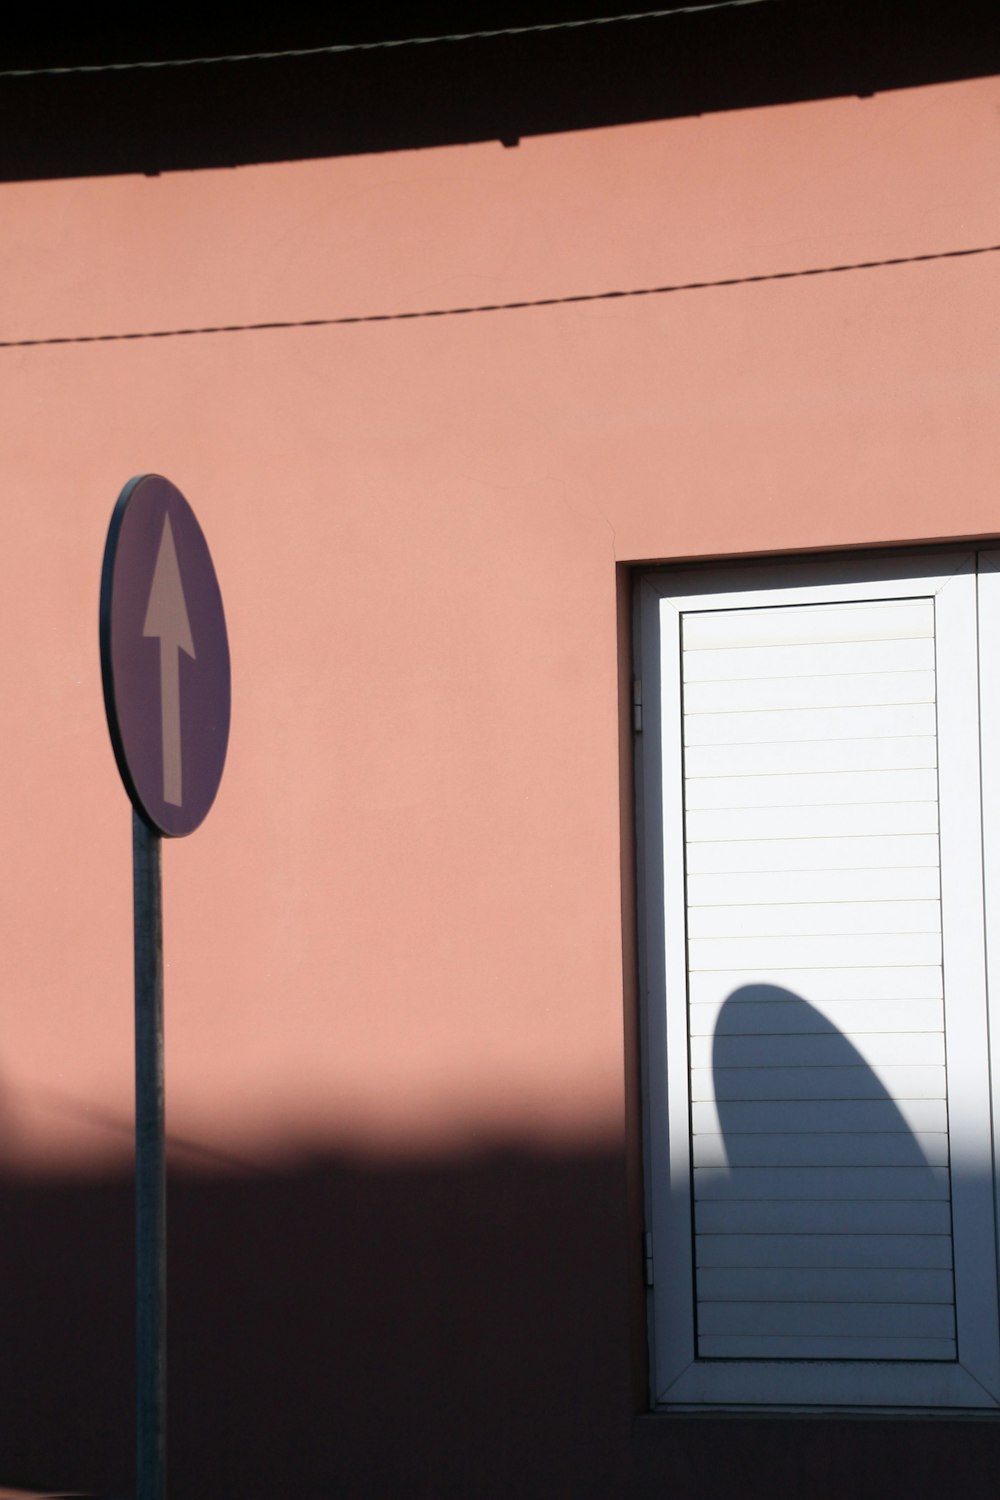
2, 1146, 632, 1499
3, 1145, 1000, 1499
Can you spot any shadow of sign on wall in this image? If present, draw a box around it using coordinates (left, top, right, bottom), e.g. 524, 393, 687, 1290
701, 985, 954, 1361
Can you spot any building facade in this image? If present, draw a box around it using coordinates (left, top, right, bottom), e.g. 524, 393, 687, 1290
2, 5, 999, 1495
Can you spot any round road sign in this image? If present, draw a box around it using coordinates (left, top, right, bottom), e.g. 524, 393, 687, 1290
100, 475, 230, 837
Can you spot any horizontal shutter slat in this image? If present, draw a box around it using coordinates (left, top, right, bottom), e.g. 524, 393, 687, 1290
695, 1233, 954, 1270
685, 768, 939, 811
686, 834, 940, 873
696, 1335, 956, 1360
692, 1065, 946, 1102
693, 1165, 951, 1200
692, 1131, 949, 1168
688, 933, 942, 970
695, 1199, 952, 1234
686, 804, 939, 843
684, 702, 935, 746
681, 638, 933, 682
688, 901, 941, 940
687, 868, 941, 905
691, 1098, 948, 1134
684, 670, 936, 715
685, 736, 937, 778
697, 1267, 954, 1303
697, 1301, 955, 1338
688, 973, 943, 1007
693, 1030, 944, 1068
682, 601, 934, 651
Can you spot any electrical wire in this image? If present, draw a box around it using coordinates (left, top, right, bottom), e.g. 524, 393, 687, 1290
0, 0, 775, 80
2, 241, 995, 351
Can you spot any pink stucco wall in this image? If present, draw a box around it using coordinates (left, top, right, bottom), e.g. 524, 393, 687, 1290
2, 70, 999, 1495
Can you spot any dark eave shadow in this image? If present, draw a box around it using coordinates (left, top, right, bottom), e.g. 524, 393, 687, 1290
0, 0, 998, 182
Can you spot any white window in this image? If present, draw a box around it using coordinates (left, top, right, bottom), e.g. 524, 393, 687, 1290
635, 550, 1000, 1411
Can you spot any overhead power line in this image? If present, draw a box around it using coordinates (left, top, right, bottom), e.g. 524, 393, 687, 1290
2, 241, 995, 351
0, 0, 775, 80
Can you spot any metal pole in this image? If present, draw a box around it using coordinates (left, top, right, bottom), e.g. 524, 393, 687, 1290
133, 809, 165, 1500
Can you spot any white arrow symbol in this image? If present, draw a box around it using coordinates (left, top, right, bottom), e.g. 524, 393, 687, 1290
143, 514, 196, 807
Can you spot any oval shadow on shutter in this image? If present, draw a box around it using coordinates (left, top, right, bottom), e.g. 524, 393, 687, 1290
703, 985, 956, 1360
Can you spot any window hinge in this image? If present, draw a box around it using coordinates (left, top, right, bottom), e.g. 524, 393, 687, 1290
632, 678, 643, 733
644, 1230, 654, 1287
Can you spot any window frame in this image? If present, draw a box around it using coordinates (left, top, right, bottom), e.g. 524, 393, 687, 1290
634, 549, 1000, 1412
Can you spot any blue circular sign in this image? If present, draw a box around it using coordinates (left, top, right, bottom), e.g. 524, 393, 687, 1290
100, 475, 230, 837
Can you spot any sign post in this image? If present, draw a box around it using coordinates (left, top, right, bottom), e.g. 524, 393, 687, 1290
100, 475, 230, 1500
132, 811, 165, 1500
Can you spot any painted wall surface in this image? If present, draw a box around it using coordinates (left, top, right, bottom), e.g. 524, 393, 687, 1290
1, 71, 999, 1497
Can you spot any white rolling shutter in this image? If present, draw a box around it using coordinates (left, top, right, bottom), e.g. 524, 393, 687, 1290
637, 552, 1000, 1410
682, 597, 953, 1363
